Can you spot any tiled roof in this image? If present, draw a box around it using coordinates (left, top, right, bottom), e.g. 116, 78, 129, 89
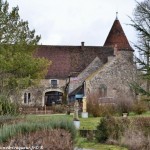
104, 19, 133, 51
35, 45, 113, 79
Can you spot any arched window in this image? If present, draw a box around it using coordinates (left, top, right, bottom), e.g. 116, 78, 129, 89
99, 84, 107, 97
24, 92, 31, 104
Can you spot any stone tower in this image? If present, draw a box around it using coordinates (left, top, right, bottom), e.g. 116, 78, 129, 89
104, 13, 134, 62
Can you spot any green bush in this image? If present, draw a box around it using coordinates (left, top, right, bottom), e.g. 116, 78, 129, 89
96, 117, 109, 143
96, 116, 130, 143
0, 94, 19, 115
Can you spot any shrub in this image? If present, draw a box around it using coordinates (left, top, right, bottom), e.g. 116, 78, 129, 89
116, 99, 132, 115
96, 117, 109, 143
0, 94, 19, 115
2, 129, 74, 150
96, 116, 130, 143
121, 128, 150, 150
114, 91, 133, 115
87, 92, 100, 117
51, 105, 66, 113
132, 117, 150, 136
133, 102, 147, 115
87, 92, 117, 117
121, 117, 150, 150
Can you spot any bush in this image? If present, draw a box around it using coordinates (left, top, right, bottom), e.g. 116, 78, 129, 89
87, 92, 117, 117
96, 116, 112, 143
116, 99, 132, 115
132, 117, 150, 136
121, 128, 150, 150
96, 116, 130, 143
133, 102, 147, 115
51, 105, 66, 113
2, 129, 74, 150
0, 94, 19, 115
121, 117, 150, 150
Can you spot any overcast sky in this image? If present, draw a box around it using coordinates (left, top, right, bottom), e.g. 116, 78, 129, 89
8, 0, 144, 47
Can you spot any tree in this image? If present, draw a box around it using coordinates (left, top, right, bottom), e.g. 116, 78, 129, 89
0, 0, 50, 96
130, 0, 150, 97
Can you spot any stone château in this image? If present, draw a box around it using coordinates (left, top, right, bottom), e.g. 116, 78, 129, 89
21, 16, 137, 106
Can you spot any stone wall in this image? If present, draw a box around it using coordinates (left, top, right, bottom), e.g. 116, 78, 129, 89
85, 51, 138, 102
69, 57, 103, 95
19, 79, 66, 106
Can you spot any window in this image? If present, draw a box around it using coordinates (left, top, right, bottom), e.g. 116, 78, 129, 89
99, 84, 107, 97
24, 92, 31, 104
51, 80, 58, 88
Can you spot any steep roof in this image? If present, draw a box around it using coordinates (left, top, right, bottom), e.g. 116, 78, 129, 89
69, 57, 103, 95
35, 45, 113, 79
104, 18, 133, 51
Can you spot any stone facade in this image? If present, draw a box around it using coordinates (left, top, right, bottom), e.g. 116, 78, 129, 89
21, 79, 66, 106
17, 17, 138, 106
85, 51, 138, 102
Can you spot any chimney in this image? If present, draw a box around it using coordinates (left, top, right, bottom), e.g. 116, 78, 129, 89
81, 42, 84, 50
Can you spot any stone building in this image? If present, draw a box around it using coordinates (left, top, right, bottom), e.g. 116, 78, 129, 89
21, 16, 138, 106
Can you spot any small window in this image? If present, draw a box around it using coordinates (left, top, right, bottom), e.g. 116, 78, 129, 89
51, 80, 57, 85
99, 84, 107, 97
24, 92, 31, 104
51, 80, 58, 88
24, 93, 27, 104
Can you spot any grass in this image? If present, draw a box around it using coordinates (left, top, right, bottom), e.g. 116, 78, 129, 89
25, 111, 150, 130
75, 136, 128, 150
129, 111, 150, 117
79, 117, 101, 130
25, 114, 100, 130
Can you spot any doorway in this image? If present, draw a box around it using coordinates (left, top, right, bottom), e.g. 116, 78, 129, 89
45, 91, 63, 106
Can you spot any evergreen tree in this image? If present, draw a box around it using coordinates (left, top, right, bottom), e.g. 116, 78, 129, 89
130, 0, 150, 98
0, 0, 50, 96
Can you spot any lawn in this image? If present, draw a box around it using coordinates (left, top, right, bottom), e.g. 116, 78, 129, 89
26, 111, 150, 130
76, 136, 128, 150
26, 114, 100, 130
